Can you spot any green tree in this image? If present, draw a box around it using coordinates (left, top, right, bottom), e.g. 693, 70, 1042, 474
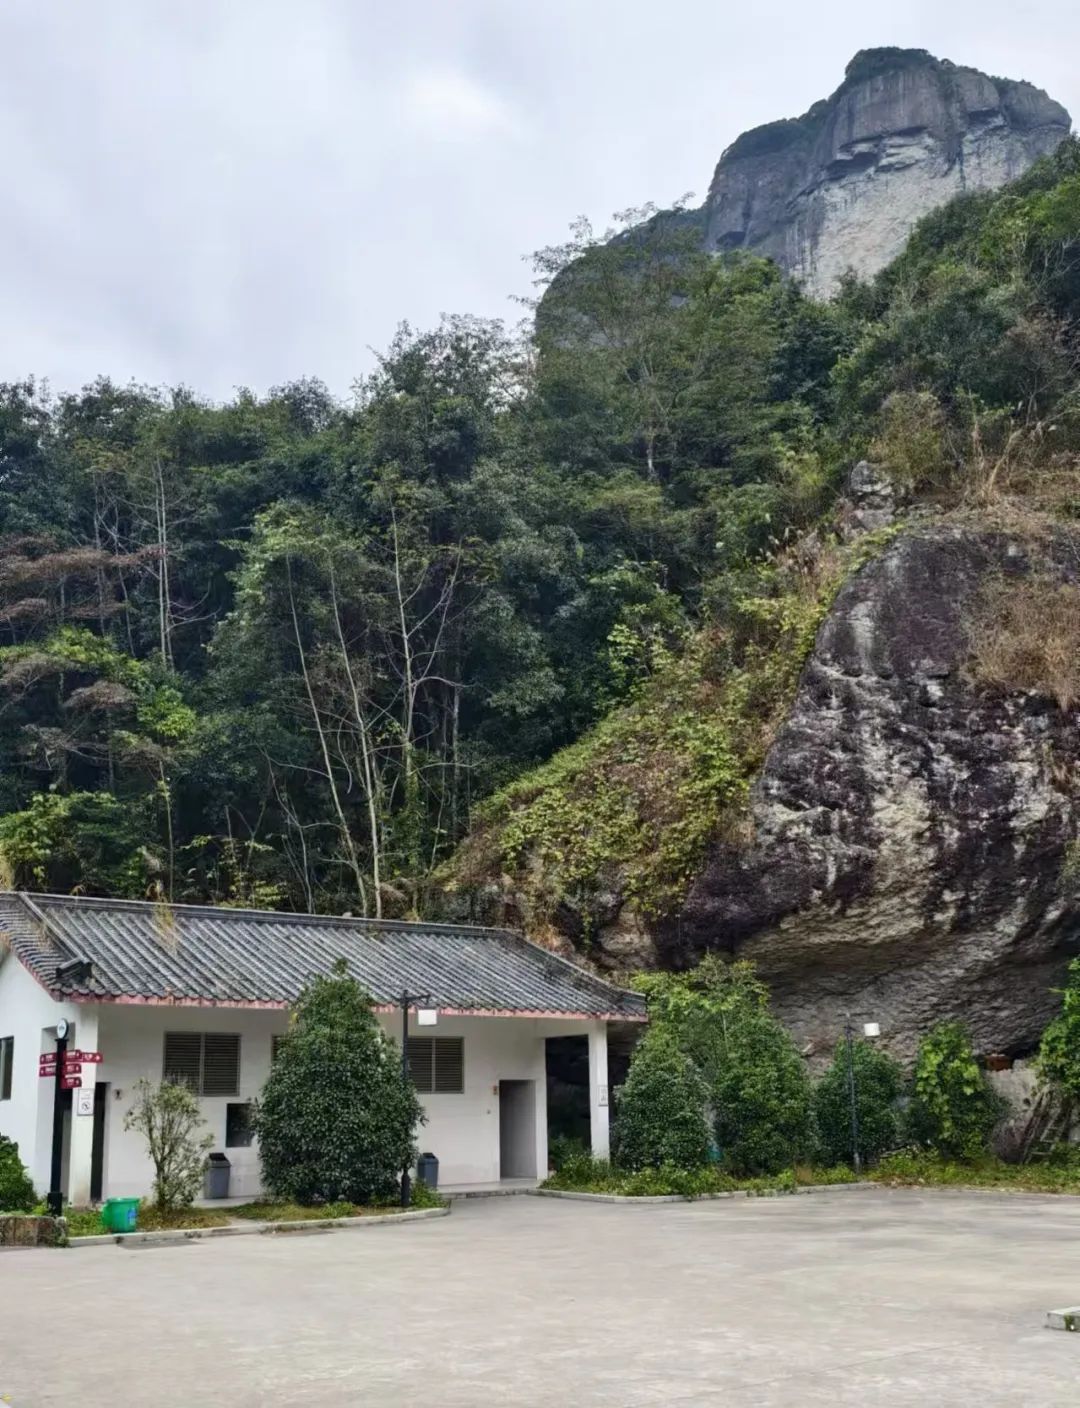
257, 962, 422, 1204
908, 1022, 1003, 1159
124, 1079, 213, 1213
613, 1028, 711, 1171
636, 958, 813, 1175
1037, 957, 1080, 1099
0, 1135, 36, 1212
814, 1039, 903, 1166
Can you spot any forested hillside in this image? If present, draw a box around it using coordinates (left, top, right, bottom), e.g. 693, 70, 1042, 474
2, 139, 1079, 923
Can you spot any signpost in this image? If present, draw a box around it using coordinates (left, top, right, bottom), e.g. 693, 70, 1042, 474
44, 1028, 103, 1213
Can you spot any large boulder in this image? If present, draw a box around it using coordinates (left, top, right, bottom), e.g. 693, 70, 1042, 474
674, 523, 1080, 1060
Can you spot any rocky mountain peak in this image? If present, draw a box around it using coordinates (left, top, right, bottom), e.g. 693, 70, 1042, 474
704, 47, 1071, 294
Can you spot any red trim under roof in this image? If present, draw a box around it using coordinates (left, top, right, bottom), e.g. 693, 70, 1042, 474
56, 990, 645, 1020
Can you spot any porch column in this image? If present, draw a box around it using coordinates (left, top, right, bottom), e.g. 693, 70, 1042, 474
66, 1007, 99, 1205
587, 1022, 610, 1160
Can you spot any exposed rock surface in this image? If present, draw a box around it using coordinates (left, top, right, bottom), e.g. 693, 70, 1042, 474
671, 519, 1080, 1061
703, 48, 1070, 294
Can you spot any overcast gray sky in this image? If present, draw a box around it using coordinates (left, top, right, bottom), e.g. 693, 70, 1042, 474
3, 1, 1076, 401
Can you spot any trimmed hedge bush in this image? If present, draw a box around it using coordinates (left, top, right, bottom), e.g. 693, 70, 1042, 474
613, 1028, 711, 1171
814, 1038, 903, 1166
258, 961, 423, 1205
0, 1135, 36, 1213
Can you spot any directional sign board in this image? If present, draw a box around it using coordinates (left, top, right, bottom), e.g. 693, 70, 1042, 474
39, 1052, 57, 1066
62, 1062, 83, 1076
60, 1076, 82, 1090
73, 1051, 103, 1064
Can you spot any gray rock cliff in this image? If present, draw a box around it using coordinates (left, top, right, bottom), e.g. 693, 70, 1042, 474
703, 48, 1071, 294
672, 516, 1080, 1061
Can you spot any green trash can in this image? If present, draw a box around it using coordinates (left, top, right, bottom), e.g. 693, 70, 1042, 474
100, 1197, 140, 1234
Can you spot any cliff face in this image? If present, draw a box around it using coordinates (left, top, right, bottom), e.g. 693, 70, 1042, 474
672, 517, 1080, 1061
704, 48, 1071, 294
444, 492, 1080, 1062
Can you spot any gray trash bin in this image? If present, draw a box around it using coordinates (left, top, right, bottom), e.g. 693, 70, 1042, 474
416, 1152, 439, 1190
205, 1152, 231, 1199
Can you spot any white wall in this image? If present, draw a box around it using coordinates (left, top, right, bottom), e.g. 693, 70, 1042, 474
97, 1006, 595, 1198
0, 956, 610, 1202
0, 951, 90, 1198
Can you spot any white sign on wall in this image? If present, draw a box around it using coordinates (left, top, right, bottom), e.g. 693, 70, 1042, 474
75, 1087, 95, 1118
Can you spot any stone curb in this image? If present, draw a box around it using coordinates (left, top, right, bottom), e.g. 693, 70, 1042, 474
67, 1204, 450, 1248
1047, 1307, 1080, 1332
533, 1182, 875, 1205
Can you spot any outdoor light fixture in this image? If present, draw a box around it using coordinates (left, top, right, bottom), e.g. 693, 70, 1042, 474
844, 1015, 880, 1176
417, 1009, 438, 1026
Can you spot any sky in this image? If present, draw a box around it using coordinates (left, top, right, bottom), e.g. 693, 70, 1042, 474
2, 0, 1077, 402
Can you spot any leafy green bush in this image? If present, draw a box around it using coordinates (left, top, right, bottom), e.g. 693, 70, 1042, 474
548, 1133, 588, 1172
613, 1028, 711, 1172
541, 1157, 801, 1197
710, 1010, 815, 1174
814, 1038, 903, 1166
124, 1079, 214, 1212
635, 957, 814, 1175
257, 962, 422, 1205
907, 1022, 1003, 1159
1037, 957, 1080, 1098
0, 1135, 36, 1212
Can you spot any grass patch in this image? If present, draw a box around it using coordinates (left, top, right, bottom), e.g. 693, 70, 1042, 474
871, 1150, 1080, 1194
62, 1204, 233, 1237
542, 1157, 859, 1198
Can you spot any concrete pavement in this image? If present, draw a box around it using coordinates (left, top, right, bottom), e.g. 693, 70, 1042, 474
2, 1188, 1079, 1406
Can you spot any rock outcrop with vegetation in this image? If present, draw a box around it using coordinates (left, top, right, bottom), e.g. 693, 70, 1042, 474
704, 47, 1071, 294
2, 58, 1079, 1067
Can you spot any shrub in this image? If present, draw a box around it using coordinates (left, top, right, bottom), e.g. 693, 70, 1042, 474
548, 1133, 588, 1172
257, 961, 422, 1205
613, 1028, 711, 1172
907, 1022, 1004, 1159
1037, 957, 1080, 1097
636, 956, 813, 1176
709, 1010, 815, 1175
123, 1079, 214, 1212
0, 1135, 36, 1212
814, 1038, 903, 1166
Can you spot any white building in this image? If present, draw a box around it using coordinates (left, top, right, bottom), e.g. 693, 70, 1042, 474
0, 892, 645, 1203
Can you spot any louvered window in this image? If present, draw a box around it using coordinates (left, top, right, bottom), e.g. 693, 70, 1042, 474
163, 1032, 240, 1097
407, 1037, 464, 1094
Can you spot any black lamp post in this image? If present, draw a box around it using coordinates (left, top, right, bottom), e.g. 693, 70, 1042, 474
844, 1016, 862, 1176
844, 1016, 881, 1175
398, 990, 430, 1207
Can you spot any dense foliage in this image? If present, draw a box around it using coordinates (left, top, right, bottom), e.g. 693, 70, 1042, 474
123, 1078, 213, 1212
814, 1038, 904, 1166
907, 1022, 1004, 1159
635, 958, 813, 1175
1036, 956, 1080, 1098
612, 1028, 711, 1171
257, 963, 421, 1204
1, 141, 1079, 916
0, 1134, 36, 1212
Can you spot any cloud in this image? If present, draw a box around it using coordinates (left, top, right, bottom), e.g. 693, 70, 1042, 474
398, 67, 522, 141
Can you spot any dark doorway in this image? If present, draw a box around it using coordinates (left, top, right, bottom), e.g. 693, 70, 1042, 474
90, 1083, 108, 1202
498, 1080, 537, 1179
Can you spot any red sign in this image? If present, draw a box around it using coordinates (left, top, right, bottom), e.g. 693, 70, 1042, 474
62, 1062, 82, 1075
60, 1076, 82, 1090
73, 1051, 103, 1064
39, 1052, 57, 1067
39, 1066, 55, 1078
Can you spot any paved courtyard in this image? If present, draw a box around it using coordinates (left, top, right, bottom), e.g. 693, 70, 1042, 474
3, 1188, 1080, 1406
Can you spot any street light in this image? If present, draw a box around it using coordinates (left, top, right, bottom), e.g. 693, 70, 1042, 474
844, 1016, 880, 1175
398, 990, 432, 1207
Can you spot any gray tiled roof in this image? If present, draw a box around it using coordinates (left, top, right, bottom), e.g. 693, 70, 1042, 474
0, 892, 646, 1020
